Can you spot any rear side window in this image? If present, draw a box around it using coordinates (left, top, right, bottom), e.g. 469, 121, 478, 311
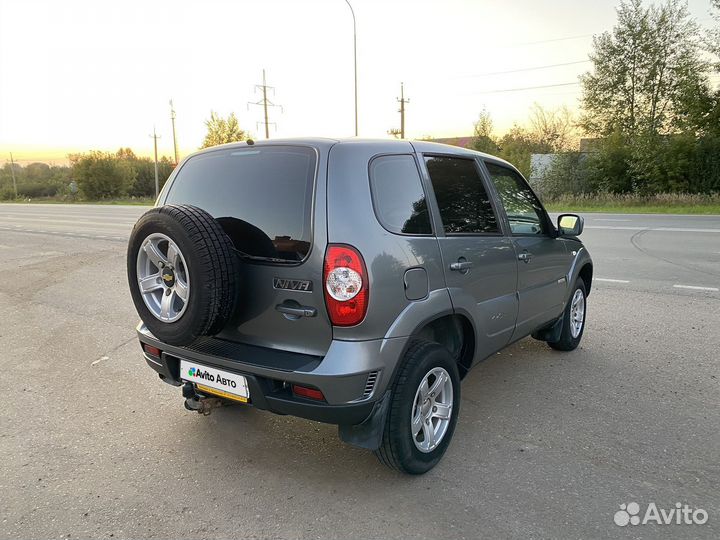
166, 146, 316, 263
424, 156, 499, 234
369, 155, 432, 235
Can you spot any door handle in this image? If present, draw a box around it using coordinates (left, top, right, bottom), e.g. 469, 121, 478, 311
518, 251, 533, 263
275, 304, 317, 318
450, 260, 474, 272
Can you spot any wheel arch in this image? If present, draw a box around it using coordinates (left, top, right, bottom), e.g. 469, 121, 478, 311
412, 314, 475, 379
578, 262, 593, 296
565, 247, 593, 299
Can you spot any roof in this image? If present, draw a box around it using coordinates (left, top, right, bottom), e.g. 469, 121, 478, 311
183, 137, 516, 172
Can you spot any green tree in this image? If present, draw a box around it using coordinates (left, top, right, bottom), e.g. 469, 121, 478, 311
528, 104, 576, 151
70, 151, 135, 199
471, 109, 499, 154
128, 156, 174, 197
580, 0, 708, 136
496, 125, 553, 178
0, 162, 21, 199
588, 130, 635, 193
201, 111, 249, 148
539, 153, 590, 198
707, 0, 720, 66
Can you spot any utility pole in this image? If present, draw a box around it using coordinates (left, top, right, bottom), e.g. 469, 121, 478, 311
248, 69, 282, 139
397, 82, 409, 139
150, 128, 161, 199
9, 152, 18, 198
344, 0, 358, 136
388, 83, 410, 139
169, 100, 179, 164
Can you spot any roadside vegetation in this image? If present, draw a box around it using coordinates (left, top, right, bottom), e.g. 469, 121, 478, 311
0, 111, 247, 203
472, 0, 720, 214
0, 150, 173, 202
543, 192, 720, 214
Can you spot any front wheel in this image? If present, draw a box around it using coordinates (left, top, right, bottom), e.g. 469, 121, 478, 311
548, 277, 587, 351
374, 340, 460, 474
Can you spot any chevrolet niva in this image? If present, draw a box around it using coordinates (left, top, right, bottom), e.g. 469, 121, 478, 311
127, 138, 592, 474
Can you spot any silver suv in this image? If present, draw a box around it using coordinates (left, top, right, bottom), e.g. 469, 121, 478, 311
127, 138, 593, 474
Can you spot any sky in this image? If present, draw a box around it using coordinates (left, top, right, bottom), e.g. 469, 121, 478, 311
0, 0, 717, 164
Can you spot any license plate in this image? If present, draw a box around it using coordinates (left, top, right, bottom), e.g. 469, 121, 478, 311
180, 359, 249, 403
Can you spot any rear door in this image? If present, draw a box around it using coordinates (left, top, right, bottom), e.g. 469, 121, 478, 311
422, 154, 518, 358
163, 144, 332, 356
482, 161, 568, 339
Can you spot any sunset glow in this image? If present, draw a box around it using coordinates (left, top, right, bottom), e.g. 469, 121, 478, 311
0, 0, 715, 164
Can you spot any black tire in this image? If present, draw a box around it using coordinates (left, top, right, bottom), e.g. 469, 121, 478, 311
127, 204, 240, 346
548, 277, 587, 351
374, 340, 460, 475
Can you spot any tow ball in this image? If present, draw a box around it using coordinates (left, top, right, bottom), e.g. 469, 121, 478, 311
182, 382, 223, 415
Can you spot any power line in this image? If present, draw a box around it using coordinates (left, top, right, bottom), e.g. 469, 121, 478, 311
468, 81, 581, 95
504, 33, 594, 47
457, 60, 590, 78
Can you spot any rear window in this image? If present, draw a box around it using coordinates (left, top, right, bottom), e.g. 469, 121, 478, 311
166, 145, 316, 263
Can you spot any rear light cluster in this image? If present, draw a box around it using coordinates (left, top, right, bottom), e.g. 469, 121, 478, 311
323, 244, 368, 326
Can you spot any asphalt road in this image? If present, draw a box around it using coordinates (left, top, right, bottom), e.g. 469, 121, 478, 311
1, 203, 718, 539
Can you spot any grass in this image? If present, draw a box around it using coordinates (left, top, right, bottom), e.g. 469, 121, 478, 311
0, 196, 154, 206
3, 192, 720, 215
543, 192, 720, 215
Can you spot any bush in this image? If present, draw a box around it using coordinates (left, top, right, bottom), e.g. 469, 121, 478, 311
70, 151, 136, 199
540, 131, 720, 198
128, 157, 174, 198
536, 152, 590, 198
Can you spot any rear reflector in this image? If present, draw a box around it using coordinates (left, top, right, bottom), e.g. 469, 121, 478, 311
292, 384, 325, 401
144, 344, 161, 357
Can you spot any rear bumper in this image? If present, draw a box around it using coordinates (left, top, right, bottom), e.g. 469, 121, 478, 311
137, 323, 408, 426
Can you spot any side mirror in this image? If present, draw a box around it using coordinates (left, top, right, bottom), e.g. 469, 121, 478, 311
557, 214, 584, 236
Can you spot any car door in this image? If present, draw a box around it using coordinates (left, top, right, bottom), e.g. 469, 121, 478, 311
482, 161, 568, 340
421, 154, 518, 359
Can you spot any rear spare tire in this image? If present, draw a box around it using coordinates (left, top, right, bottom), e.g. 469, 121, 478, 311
127, 204, 240, 346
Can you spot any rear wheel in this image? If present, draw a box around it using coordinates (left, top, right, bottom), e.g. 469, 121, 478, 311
548, 277, 587, 351
374, 340, 460, 474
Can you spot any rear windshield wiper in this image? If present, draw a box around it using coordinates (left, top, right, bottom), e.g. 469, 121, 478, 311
230, 246, 294, 264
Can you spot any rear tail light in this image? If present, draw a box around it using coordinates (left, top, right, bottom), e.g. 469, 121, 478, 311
292, 384, 325, 401
323, 244, 368, 326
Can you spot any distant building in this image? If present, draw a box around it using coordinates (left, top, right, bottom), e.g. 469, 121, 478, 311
530, 154, 558, 187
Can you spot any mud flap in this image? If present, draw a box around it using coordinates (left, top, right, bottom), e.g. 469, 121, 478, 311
338, 391, 391, 450
531, 315, 563, 343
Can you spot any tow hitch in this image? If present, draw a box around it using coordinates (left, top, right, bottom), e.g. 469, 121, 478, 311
182, 382, 223, 415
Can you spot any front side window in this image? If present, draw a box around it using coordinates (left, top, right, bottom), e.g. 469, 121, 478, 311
369, 155, 432, 235
485, 162, 547, 235
424, 156, 498, 234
